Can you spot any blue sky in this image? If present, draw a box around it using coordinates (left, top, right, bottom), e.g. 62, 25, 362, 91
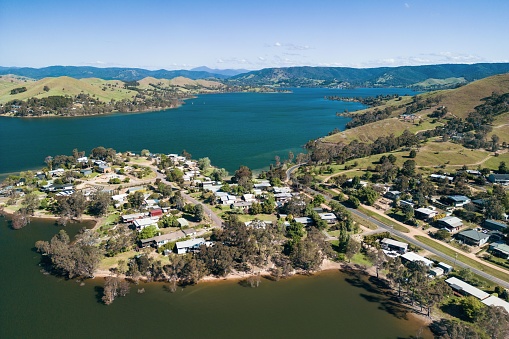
1, 0, 507, 70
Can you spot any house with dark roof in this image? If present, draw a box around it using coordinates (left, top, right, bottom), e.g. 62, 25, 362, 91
456, 229, 490, 247
444, 195, 471, 207
483, 219, 508, 232
488, 174, 509, 184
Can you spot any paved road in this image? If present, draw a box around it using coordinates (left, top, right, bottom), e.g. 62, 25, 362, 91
154, 170, 223, 228
302, 186, 509, 289
285, 163, 306, 182
350, 208, 509, 289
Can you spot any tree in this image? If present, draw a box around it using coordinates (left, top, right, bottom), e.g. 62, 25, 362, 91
435, 229, 452, 241
138, 225, 159, 240
479, 305, 509, 339
197, 157, 211, 171
499, 161, 508, 174
233, 165, 253, 191
401, 203, 414, 222
102, 276, 130, 305
345, 238, 361, 262
347, 196, 360, 209
128, 191, 145, 210
210, 168, 228, 182
409, 149, 417, 158
401, 159, 416, 176
367, 248, 386, 279
194, 204, 204, 221
22, 192, 39, 215
460, 296, 485, 322
181, 149, 192, 160
88, 190, 111, 216
11, 208, 30, 229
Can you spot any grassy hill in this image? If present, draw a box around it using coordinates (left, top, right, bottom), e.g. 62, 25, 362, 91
324, 73, 509, 144
0, 75, 226, 104
0, 76, 137, 103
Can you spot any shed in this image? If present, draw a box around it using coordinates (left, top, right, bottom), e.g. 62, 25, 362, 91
488, 174, 509, 184
149, 209, 163, 217
429, 267, 444, 277
438, 262, 453, 274
177, 218, 189, 228
415, 207, 437, 220
445, 195, 471, 207
294, 217, 313, 225
182, 228, 197, 237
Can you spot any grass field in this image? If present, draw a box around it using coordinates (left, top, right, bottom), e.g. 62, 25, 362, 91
482, 152, 509, 170
415, 235, 509, 283
358, 206, 410, 233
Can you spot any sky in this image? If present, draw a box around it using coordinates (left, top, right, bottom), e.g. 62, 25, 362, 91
0, 0, 508, 70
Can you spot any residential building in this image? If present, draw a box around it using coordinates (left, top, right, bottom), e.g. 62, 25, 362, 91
401, 252, 434, 266
121, 212, 146, 223
182, 228, 197, 237
437, 216, 463, 232
482, 296, 509, 313
489, 242, 509, 259
140, 230, 185, 248
133, 217, 159, 231
175, 238, 206, 254
319, 213, 337, 224
430, 174, 454, 183
488, 174, 509, 184
483, 219, 508, 232
294, 217, 313, 225
445, 277, 490, 300
457, 229, 490, 246
384, 191, 401, 200
380, 238, 408, 254
429, 267, 444, 277
177, 218, 189, 228
444, 195, 471, 207
414, 207, 437, 220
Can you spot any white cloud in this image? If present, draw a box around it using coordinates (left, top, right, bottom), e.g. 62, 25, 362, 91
404, 3, 410, 9
274, 42, 282, 47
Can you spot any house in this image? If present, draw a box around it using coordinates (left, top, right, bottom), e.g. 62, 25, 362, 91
414, 207, 437, 220
401, 252, 434, 266
80, 168, 93, 176
444, 195, 471, 207
242, 194, 256, 202
273, 186, 292, 194
437, 262, 453, 274
175, 238, 206, 254
49, 168, 65, 177
457, 229, 490, 247
483, 219, 508, 232
149, 209, 163, 217
399, 200, 415, 208
97, 164, 112, 173
274, 192, 293, 201
127, 186, 144, 194
445, 277, 490, 300
294, 217, 313, 225
489, 242, 509, 259
133, 217, 159, 231
482, 296, 509, 313
139, 230, 185, 248
76, 156, 88, 164
121, 212, 146, 223
319, 213, 337, 224
384, 191, 401, 200
430, 174, 454, 183
437, 216, 463, 232
488, 174, 509, 185
380, 238, 408, 254
253, 181, 271, 190
182, 228, 197, 237
177, 218, 189, 228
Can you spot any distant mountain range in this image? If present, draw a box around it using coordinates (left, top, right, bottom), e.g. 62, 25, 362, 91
0, 66, 231, 81
1, 63, 509, 89
228, 63, 509, 89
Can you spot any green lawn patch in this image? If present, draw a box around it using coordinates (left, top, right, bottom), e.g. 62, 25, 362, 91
415, 235, 509, 283
358, 206, 409, 233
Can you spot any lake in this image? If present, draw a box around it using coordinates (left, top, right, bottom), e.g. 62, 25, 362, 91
0, 88, 417, 178
0, 217, 432, 338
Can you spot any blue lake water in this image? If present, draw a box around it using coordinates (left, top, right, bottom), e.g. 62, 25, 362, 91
0, 88, 417, 177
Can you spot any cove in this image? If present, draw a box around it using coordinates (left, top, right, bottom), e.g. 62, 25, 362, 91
0, 88, 417, 178
0, 217, 432, 338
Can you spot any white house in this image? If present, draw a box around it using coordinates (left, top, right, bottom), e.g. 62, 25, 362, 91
176, 238, 206, 254
133, 217, 160, 231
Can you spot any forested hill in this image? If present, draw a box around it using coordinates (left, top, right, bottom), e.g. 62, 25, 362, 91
228, 63, 509, 89
0, 66, 230, 81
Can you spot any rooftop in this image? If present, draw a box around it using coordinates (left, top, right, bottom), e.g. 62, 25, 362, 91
445, 277, 490, 300
458, 229, 490, 241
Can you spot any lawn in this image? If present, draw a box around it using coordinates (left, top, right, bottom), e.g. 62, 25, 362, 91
482, 152, 509, 170
358, 206, 410, 233
351, 213, 378, 230
415, 235, 509, 283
